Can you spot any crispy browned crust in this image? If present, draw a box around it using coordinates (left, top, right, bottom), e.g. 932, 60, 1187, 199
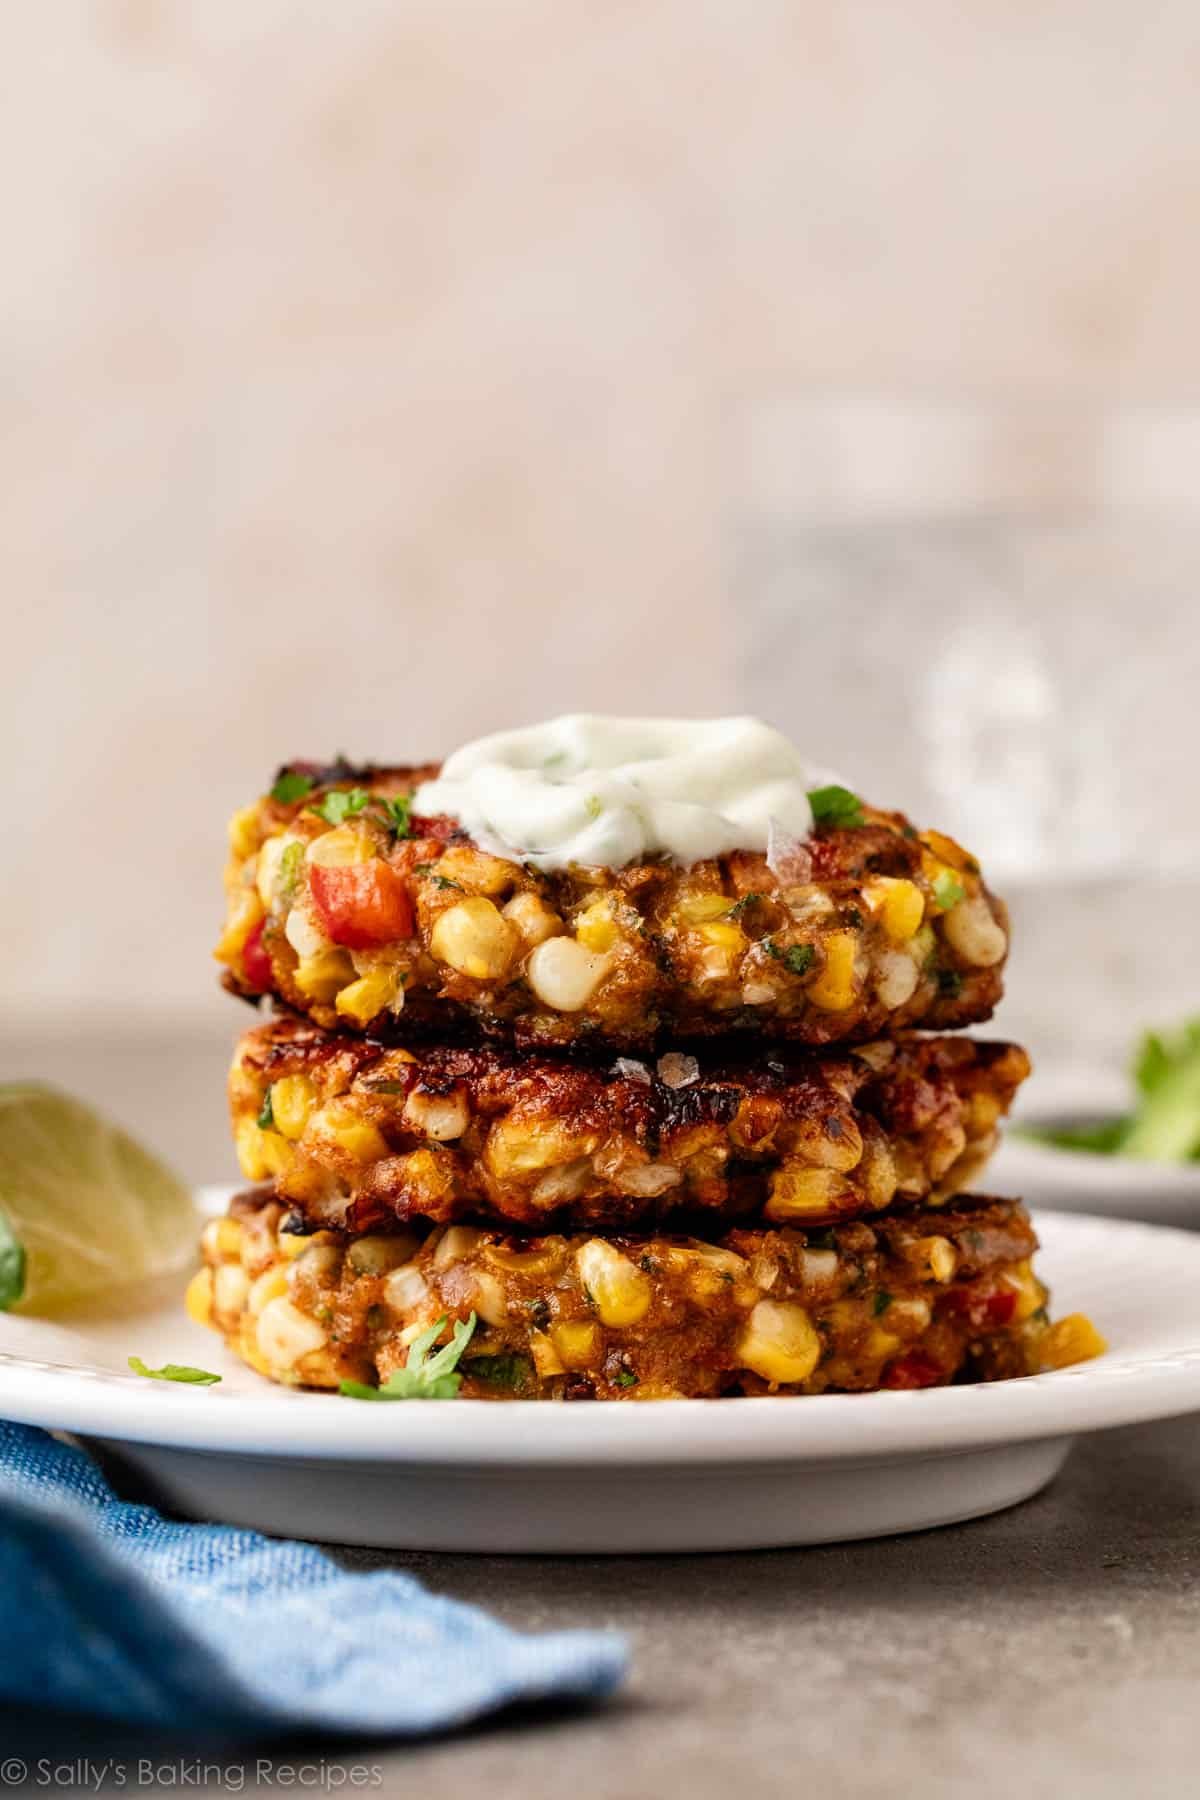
201, 1190, 1051, 1398
230, 1014, 1029, 1232
217, 762, 1009, 1053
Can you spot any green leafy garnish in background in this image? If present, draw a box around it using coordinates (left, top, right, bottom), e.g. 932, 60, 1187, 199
270, 771, 315, 805
807, 785, 865, 829
0, 1215, 26, 1312
1022, 1016, 1200, 1164
128, 1357, 221, 1386
339, 1313, 477, 1401
309, 787, 370, 826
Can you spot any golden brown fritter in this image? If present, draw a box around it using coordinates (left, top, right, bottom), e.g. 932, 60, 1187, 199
192, 1191, 1104, 1399
216, 761, 1009, 1053
230, 1014, 1030, 1232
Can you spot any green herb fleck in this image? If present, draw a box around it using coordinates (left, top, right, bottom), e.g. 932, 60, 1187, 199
873, 1291, 893, 1317
765, 939, 814, 977
461, 1351, 536, 1394
428, 874, 463, 891
613, 1369, 639, 1388
933, 871, 965, 911
339, 1312, 477, 1401
937, 966, 963, 998
256, 1086, 275, 1131
584, 795, 603, 821
271, 771, 314, 805
728, 891, 763, 921
377, 793, 413, 838
364, 1079, 411, 1095
805, 1228, 836, 1251
128, 1357, 221, 1386
808, 784, 865, 829
0, 1215, 25, 1312
843, 906, 864, 929
309, 787, 370, 826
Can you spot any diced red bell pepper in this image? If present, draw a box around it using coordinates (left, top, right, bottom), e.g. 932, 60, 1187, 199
943, 1284, 1018, 1330
308, 862, 414, 949
242, 919, 273, 991
982, 1288, 1017, 1326
883, 1350, 944, 1390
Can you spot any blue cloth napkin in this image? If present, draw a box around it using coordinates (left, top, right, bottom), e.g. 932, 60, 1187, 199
0, 1422, 627, 1737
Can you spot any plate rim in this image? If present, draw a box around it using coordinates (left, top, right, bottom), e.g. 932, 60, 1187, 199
1, 1204, 1198, 1467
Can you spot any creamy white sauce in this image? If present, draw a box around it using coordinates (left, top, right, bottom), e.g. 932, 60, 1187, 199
414, 715, 842, 871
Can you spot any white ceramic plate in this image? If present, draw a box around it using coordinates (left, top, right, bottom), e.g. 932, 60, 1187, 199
0, 1192, 1198, 1553
992, 1066, 1200, 1228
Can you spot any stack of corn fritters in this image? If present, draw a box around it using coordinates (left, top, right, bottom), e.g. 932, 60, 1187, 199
194, 756, 1103, 1399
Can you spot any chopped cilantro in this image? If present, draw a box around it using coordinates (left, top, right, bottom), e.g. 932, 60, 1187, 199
271, 771, 314, 805
309, 787, 370, 826
808, 784, 865, 829
0, 1216, 25, 1312
873, 1291, 893, 1317
128, 1357, 221, 1386
765, 939, 814, 977
933, 871, 965, 911
613, 1369, 639, 1388
256, 1086, 275, 1131
728, 892, 763, 921
461, 1351, 535, 1393
377, 793, 413, 838
339, 1312, 477, 1401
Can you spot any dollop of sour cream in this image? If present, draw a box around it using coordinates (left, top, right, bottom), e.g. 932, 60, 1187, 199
414, 715, 842, 871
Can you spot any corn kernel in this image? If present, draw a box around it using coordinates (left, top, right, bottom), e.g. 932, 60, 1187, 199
943, 894, 1008, 968
185, 1266, 214, 1328
213, 1262, 251, 1318
347, 1234, 417, 1276
278, 1228, 314, 1260
336, 968, 402, 1025
551, 1320, 600, 1368
808, 931, 858, 1012
676, 892, 734, 925
256, 1296, 328, 1371
430, 897, 517, 980
486, 1118, 596, 1179
247, 1266, 289, 1316
1036, 1313, 1107, 1370
864, 876, 925, 943
737, 1300, 820, 1385
235, 1118, 273, 1183
574, 899, 620, 953
576, 1239, 652, 1328
403, 1087, 470, 1142
526, 936, 610, 1011
306, 824, 375, 868
502, 890, 562, 947
228, 804, 262, 861
307, 1104, 389, 1165
270, 1073, 318, 1140
530, 1330, 565, 1378
698, 921, 747, 953
1001, 1260, 1045, 1323
433, 846, 513, 894
201, 1216, 244, 1261
294, 947, 356, 1001
766, 1166, 852, 1220
913, 1235, 957, 1283
213, 889, 265, 966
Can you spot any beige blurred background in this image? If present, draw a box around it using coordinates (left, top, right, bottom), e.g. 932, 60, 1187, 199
4, 2, 1200, 1175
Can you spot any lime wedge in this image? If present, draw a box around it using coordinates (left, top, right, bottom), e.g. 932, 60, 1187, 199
0, 1083, 196, 1314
